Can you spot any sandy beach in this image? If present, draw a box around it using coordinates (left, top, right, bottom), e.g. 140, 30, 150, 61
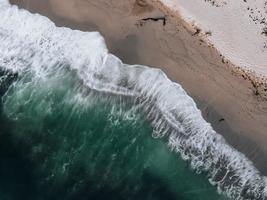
9, 0, 267, 174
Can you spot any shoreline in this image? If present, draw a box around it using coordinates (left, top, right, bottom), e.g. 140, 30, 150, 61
9, 0, 267, 174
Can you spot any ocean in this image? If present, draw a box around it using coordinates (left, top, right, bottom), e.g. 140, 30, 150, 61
0, 0, 266, 199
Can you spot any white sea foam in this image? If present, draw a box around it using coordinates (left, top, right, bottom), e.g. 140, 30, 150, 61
0, 0, 8, 6
0, 1, 266, 199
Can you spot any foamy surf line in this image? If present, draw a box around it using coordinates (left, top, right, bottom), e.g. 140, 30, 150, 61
0, 1, 266, 199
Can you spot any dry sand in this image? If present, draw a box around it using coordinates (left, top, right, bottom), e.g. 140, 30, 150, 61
159, 0, 267, 78
9, 0, 267, 174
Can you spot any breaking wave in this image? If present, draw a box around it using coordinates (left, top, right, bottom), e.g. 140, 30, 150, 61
0, 1, 266, 199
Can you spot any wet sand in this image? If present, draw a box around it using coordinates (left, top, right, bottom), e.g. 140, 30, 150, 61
9, 0, 267, 174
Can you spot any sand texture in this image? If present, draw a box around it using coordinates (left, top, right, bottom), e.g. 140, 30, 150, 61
9, 0, 267, 174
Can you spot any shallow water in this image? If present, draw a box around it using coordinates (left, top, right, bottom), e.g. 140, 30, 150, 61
0, 0, 267, 199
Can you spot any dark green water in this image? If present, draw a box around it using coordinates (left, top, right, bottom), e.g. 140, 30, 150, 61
0, 68, 226, 200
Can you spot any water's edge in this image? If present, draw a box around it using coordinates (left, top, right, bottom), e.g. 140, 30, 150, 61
0, 0, 266, 199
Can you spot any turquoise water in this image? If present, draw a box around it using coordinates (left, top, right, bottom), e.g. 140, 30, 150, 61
0, 1, 267, 199
0, 68, 225, 200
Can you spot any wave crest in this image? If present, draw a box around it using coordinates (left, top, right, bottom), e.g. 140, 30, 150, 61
0, 1, 266, 199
